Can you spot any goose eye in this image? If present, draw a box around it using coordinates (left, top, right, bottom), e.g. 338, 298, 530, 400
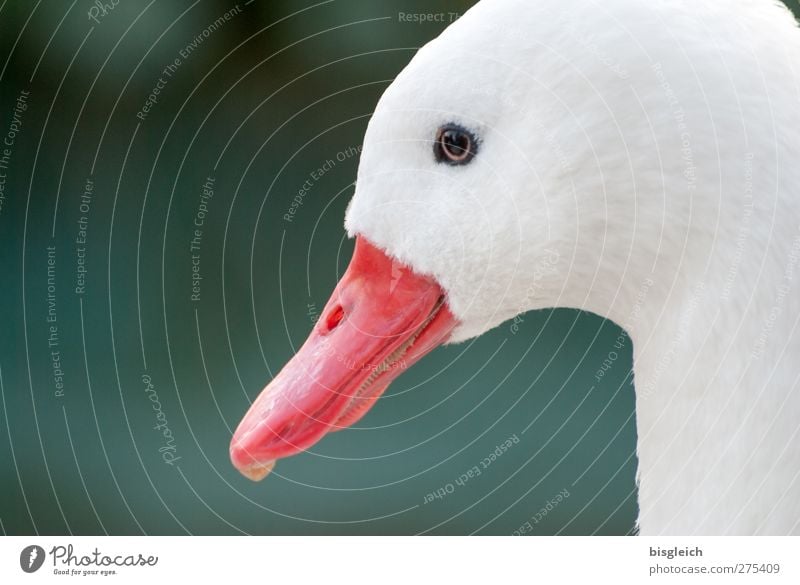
434, 124, 478, 165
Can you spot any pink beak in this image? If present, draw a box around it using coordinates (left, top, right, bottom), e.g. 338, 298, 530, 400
230, 237, 459, 480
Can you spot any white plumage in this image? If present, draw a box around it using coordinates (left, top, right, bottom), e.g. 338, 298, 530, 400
345, 0, 800, 534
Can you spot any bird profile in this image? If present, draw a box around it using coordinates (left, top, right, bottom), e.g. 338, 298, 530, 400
231, 0, 800, 535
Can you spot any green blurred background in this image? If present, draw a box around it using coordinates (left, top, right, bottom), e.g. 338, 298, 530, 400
1, 0, 797, 536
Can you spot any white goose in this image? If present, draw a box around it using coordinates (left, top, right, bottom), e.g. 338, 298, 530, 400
231, 0, 800, 535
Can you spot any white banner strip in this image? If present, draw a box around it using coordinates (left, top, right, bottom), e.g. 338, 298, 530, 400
1, 536, 798, 584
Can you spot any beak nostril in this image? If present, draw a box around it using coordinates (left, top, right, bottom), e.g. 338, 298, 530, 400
325, 305, 345, 332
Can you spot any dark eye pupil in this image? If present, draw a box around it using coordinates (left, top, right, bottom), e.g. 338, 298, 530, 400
442, 130, 469, 156
434, 124, 477, 165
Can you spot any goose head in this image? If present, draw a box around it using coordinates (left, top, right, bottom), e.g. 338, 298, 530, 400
230, 0, 800, 528
230, 0, 650, 479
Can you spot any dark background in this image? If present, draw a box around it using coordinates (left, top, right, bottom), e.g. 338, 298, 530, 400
1, 0, 797, 535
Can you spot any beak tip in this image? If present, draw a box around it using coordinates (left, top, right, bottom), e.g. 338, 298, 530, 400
230, 437, 276, 481
238, 459, 276, 482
